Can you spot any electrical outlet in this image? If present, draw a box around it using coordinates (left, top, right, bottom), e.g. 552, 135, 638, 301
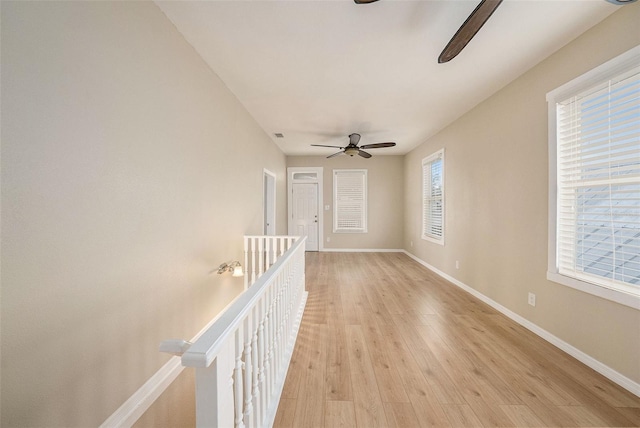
325, 205, 330, 211
410, 241, 413, 247
326, 237, 331, 242
455, 260, 460, 269
528, 292, 536, 307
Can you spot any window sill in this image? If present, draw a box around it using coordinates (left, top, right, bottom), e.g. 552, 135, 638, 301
421, 235, 444, 246
546, 271, 640, 310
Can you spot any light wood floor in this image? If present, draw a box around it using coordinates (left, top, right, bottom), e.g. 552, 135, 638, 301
273, 252, 640, 428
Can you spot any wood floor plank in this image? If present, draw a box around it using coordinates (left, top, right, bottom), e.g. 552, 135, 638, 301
292, 323, 327, 428
280, 320, 313, 399
392, 313, 466, 405
615, 406, 640, 426
557, 405, 609, 427
376, 322, 452, 427
273, 252, 640, 428
359, 315, 409, 404
326, 281, 345, 327
273, 398, 297, 428
442, 404, 484, 428
324, 400, 356, 428
416, 323, 522, 406
452, 313, 581, 408
345, 324, 388, 427
487, 311, 639, 411
486, 318, 637, 426
499, 404, 546, 427
325, 323, 352, 401
383, 402, 421, 428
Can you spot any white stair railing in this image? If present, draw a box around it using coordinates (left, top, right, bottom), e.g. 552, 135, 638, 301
181, 236, 307, 428
244, 236, 297, 289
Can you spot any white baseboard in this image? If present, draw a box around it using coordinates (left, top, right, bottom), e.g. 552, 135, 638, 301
402, 250, 640, 398
100, 359, 183, 427
320, 248, 404, 253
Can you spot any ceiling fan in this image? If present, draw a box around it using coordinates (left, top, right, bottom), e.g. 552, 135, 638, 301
311, 133, 396, 158
354, 0, 503, 63
355, 0, 637, 62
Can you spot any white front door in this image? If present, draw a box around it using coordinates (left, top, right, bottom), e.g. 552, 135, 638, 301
292, 182, 318, 251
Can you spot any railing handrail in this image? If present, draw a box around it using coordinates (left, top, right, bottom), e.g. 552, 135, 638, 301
243, 235, 295, 239
182, 236, 305, 368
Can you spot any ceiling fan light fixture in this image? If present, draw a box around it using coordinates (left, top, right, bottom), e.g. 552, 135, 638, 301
344, 147, 359, 156
605, 0, 637, 4
312, 133, 396, 158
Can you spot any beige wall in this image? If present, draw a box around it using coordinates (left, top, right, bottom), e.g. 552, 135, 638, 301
133, 370, 195, 428
287, 156, 404, 250
1, 2, 286, 426
404, 4, 640, 384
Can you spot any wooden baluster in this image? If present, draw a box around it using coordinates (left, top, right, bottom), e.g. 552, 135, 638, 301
263, 285, 273, 404
243, 315, 253, 427
233, 329, 245, 428
262, 238, 267, 270
257, 295, 266, 424
271, 281, 278, 398
283, 263, 291, 366
250, 306, 260, 427
282, 269, 289, 367
271, 278, 278, 381
279, 237, 285, 257
274, 274, 282, 377
244, 237, 249, 290
274, 238, 278, 265
258, 238, 264, 279
272, 238, 277, 266
286, 263, 293, 343
251, 237, 256, 286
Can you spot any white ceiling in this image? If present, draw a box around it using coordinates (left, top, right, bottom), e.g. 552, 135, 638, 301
156, 0, 618, 156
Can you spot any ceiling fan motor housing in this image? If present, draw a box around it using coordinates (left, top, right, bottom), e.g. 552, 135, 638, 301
345, 147, 359, 156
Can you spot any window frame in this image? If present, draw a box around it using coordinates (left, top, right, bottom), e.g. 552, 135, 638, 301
333, 169, 368, 234
422, 149, 445, 245
546, 45, 640, 310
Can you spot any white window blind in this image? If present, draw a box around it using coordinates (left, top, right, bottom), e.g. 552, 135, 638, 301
422, 150, 444, 244
553, 61, 640, 297
333, 169, 367, 233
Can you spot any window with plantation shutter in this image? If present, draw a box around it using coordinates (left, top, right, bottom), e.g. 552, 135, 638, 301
333, 169, 367, 233
547, 46, 640, 308
422, 149, 444, 244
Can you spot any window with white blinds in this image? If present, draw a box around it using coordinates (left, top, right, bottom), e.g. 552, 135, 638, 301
422, 149, 444, 244
333, 169, 367, 233
547, 46, 640, 307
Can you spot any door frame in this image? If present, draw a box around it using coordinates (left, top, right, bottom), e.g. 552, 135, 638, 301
287, 167, 323, 251
263, 169, 276, 235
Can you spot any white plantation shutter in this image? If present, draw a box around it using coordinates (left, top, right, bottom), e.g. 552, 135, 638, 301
422, 150, 444, 244
551, 58, 640, 296
333, 169, 367, 233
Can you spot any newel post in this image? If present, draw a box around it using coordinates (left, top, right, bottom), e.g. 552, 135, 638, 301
193, 339, 235, 428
